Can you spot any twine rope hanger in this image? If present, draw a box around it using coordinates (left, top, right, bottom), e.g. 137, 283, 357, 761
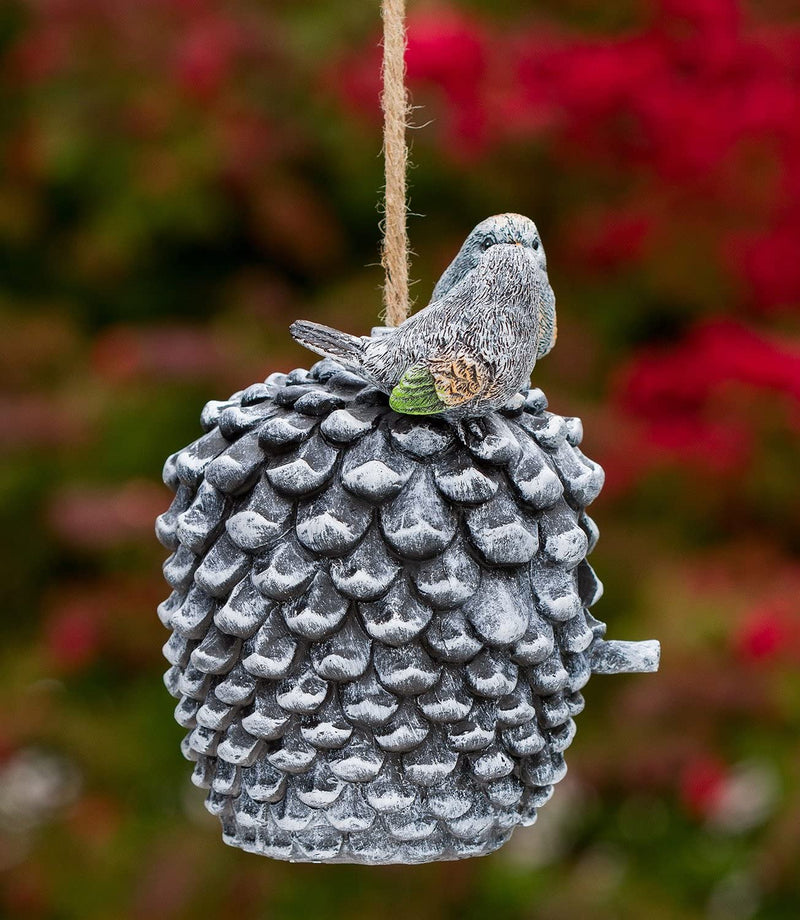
380, 0, 411, 327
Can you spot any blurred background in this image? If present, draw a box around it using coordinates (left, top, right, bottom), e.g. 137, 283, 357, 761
1, 0, 799, 917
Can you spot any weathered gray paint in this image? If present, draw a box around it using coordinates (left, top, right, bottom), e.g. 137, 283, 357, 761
157, 360, 659, 864
290, 214, 558, 419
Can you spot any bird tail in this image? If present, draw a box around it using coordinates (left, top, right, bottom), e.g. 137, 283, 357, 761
289, 321, 366, 366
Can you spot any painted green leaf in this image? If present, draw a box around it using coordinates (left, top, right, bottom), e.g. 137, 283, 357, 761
389, 365, 447, 416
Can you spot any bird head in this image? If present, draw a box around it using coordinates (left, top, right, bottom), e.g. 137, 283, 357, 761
430, 213, 548, 302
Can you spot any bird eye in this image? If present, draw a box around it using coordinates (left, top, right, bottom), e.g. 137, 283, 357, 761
481, 238, 493, 251
532, 239, 540, 250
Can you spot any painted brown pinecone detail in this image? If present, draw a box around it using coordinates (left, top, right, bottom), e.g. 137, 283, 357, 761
157, 359, 652, 864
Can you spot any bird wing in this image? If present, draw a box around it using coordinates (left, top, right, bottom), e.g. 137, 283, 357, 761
536, 285, 557, 358
389, 353, 491, 415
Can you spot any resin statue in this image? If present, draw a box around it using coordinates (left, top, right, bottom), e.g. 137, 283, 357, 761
291, 214, 556, 418
157, 215, 659, 864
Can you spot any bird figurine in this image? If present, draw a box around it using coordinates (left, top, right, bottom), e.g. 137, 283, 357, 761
290, 213, 556, 419
158, 210, 661, 865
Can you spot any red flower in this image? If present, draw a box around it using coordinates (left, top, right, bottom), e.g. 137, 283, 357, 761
329, 0, 800, 314
567, 209, 652, 271
734, 602, 799, 664
606, 321, 800, 486
173, 15, 241, 102
44, 603, 102, 673
680, 755, 728, 819
729, 221, 800, 312
616, 321, 800, 420
405, 7, 489, 153
333, 4, 491, 154
736, 609, 786, 662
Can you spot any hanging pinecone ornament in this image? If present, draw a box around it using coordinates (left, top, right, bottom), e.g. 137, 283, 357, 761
157, 2, 658, 866
156, 217, 659, 865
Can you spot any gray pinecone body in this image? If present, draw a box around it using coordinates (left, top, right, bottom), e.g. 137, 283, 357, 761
157, 359, 638, 864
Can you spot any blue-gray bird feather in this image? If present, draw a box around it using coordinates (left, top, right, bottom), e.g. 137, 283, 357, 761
290, 214, 557, 419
